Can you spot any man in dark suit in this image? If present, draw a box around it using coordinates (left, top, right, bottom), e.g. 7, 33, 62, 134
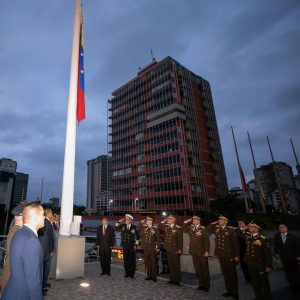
1, 203, 45, 300
38, 207, 55, 296
274, 224, 300, 288
115, 214, 138, 278
96, 217, 115, 276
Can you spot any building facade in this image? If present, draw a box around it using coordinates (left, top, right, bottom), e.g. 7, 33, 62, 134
254, 162, 299, 214
86, 155, 112, 212
108, 56, 228, 215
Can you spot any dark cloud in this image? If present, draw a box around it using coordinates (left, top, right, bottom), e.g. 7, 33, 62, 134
1, 0, 300, 204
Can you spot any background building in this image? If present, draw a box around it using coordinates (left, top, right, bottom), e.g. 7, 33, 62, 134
0, 158, 29, 210
108, 56, 228, 215
49, 197, 60, 208
86, 155, 112, 213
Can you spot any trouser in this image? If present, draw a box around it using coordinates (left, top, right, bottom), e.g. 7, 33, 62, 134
192, 254, 210, 289
281, 258, 300, 287
43, 256, 53, 288
218, 257, 238, 295
123, 248, 136, 276
160, 250, 169, 273
99, 247, 112, 274
166, 251, 181, 283
246, 263, 272, 300
240, 257, 251, 282
144, 248, 157, 279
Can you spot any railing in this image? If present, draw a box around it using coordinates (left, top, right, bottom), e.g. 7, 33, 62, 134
0, 235, 7, 269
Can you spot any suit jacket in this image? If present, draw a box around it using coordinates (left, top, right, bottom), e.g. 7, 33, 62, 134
1, 225, 43, 300
274, 232, 300, 261
96, 225, 115, 248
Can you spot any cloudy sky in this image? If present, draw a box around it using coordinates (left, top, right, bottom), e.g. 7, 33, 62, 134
1, 0, 299, 205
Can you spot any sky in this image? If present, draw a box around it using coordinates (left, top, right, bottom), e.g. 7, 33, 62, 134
0, 0, 300, 205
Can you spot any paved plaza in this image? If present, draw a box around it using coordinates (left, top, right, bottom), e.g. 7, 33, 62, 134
44, 262, 298, 300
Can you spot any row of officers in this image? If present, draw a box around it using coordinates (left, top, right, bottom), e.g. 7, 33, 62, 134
96, 213, 300, 300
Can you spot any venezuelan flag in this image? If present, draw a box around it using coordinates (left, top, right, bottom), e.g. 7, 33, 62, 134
77, 8, 85, 123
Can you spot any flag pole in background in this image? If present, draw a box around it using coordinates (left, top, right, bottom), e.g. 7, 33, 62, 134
60, 0, 82, 236
231, 126, 250, 213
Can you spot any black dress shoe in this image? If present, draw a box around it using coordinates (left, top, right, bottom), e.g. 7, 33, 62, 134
232, 295, 239, 300
107, 273, 111, 276
124, 275, 129, 278
100, 272, 106, 275
152, 278, 157, 282
197, 286, 204, 290
46, 283, 51, 288
43, 288, 48, 292
174, 282, 180, 286
145, 277, 151, 280
203, 288, 209, 292
130, 275, 134, 278
222, 292, 231, 297
168, 280, 174, 284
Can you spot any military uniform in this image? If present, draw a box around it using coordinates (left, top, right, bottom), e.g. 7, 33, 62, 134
115, 222, 138, 278
206, 222, 240, 298
137, 222, 160, 280
244, 232, 273, 300
183, 223, 210, 290
158, 223, 183, 284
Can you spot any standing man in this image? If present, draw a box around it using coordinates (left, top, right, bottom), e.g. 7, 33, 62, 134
115, 214, 138, 278
38, 207, 55, 296
96, 217, 115, 276
1, 203, 44, 300
274, 224, 300, 288
136, 216, 160, 281
206, 215, 240, 299
158, 214, 183, 285
235, 220, 251, 283
0, 202, 25, 294
244, 223, 273, 300
183, 215, 210, 292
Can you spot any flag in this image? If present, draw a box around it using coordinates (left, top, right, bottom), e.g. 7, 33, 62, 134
77, 8, 85, 123
238, 162, 247, 192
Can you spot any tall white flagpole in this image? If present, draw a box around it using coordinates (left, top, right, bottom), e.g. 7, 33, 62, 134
60, 0, 81, 236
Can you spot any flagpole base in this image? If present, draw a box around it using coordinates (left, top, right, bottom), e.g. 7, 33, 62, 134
53, 235, 85, 279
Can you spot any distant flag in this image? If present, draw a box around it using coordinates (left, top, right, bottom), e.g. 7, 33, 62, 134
238, 162, 247, 192
77, 7, 85, 124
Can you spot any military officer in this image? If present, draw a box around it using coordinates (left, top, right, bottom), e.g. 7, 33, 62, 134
158, 214, 183, 285
206, 215, 240, 299
115, 214, 138, 278
136, 216, 160, 281
183, 215, 210, 292
244, 223, 273, 300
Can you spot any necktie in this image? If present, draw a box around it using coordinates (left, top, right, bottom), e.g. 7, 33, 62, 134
103, 225, 106, 236
282, 233, 286, 244
127, 225, 130, 231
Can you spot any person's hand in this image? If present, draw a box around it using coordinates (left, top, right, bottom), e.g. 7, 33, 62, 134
118, 218, 125, 222
141, 218, 146, 223
233, 256, 240, 263
184, 218, 192, 224
50, 252, 55, 256
211, 220, 219, 225
265, 267, 272, 273
161, 218, 168, 223
204, 252, 209, 257
176, 250, 182, 255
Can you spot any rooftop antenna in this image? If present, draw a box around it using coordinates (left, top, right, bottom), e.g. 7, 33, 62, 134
150, 49, 155, 61
266, 136, 275, 162
290, 137, 299, 165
